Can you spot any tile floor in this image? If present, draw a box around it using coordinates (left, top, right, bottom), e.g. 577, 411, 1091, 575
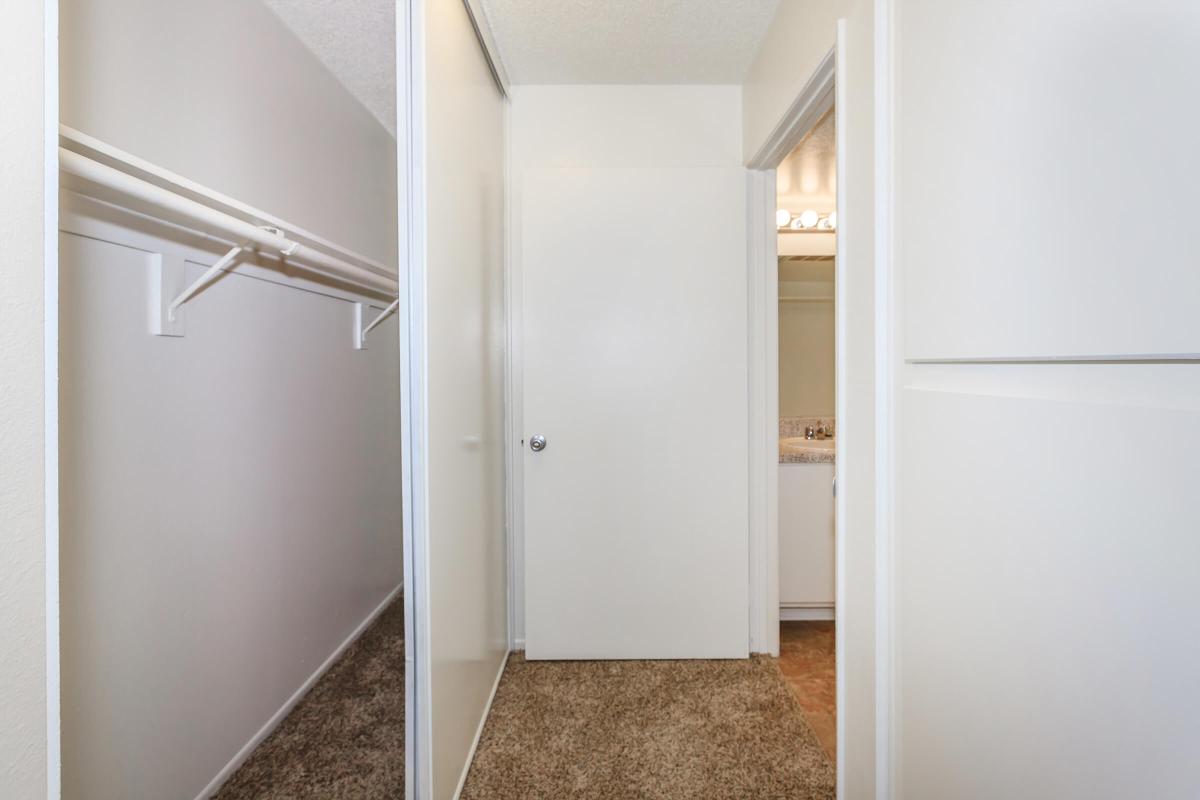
778, 621, 836, 762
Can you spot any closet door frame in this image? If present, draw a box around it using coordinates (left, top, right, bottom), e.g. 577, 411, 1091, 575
399, 3, 512, 799
44, 0, 63, 795
397, 1, 430, 797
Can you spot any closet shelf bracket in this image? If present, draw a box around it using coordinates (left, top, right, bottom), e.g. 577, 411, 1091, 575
166, 242, 248, 323
354, 299, 401, 350
152, 227, 296, 337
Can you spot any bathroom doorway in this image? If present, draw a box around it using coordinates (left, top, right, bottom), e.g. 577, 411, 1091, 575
774, 106, 838, 763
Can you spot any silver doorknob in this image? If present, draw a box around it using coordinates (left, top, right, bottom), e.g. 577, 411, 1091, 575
529, 434, 547, 452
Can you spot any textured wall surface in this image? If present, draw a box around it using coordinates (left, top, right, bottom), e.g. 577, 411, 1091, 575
262, 0, 397, 135
478, 0, 779, 83
0, 1, 49, 796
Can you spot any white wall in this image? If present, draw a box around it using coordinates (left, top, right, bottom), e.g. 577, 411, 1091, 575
60, 0, 397, 265
508, 84, 745, 647
57, 2, 403, 797
421, 0, 509, 796
743, 1, 843, 165
744, 2, 876, 797
889, 1, 1200, 797
0, 2, 51, 797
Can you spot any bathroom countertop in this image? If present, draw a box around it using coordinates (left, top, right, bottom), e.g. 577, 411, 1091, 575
778, 416, 836, 464
779, 437, 836, 464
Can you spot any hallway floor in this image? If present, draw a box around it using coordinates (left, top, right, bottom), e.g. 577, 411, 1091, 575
461, 653, 835, 799
779, 621, 837, 762
212, 598, 404, 799
210, 607, 836, 799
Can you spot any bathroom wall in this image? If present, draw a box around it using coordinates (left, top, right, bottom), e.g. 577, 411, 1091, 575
0, 2, 51, 796
779, 260, 836, 417
57, 1, 403, 797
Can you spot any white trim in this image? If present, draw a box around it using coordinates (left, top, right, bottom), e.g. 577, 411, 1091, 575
460, 0, 511, 95
502, 89, 523, 652
833, 21, 849, 800
44, 0, 61, 795
909, 353, 1200, 364
746, 169, 779, 656
746, 48, 837, 170
397, 1, 432, 798
194, 584, 405, 800
504, 88, 526, 653
874, 1, 896, 797
450, 652, 510, 800
780, 605, 836, 622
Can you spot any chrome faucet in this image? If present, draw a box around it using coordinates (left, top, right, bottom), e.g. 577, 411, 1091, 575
805, 425, 816, 440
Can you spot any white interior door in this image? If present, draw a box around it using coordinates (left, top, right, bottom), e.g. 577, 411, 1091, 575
522, 167, 749, 660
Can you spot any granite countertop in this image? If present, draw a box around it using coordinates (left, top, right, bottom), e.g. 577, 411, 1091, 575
779, 416, 836, 464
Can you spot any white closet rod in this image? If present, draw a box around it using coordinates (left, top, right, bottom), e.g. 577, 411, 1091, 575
59, 147, 398, 297
60, 126, 394, 280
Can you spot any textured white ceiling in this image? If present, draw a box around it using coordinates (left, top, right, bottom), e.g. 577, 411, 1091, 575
476, 0, 782, 84
262, 0, 396, 136
776, 108, 836, 213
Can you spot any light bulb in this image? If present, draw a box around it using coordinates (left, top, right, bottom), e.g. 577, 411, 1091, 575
798, 209, 819, 229
776, 209, 791, 228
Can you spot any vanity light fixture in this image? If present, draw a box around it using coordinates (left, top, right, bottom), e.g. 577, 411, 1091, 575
775, 209, 837, 232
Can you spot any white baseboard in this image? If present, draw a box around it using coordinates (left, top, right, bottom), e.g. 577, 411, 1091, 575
780, 605, 835, 622
194, 583, 404, 800
451, 649, 510, 800
513, 637, 525, 651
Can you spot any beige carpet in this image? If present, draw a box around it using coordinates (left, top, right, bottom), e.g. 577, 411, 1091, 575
461, 653, 835, 800
212, 597, 404, 799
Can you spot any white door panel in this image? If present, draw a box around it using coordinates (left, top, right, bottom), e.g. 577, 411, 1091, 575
898, 0, 1200, 360
891, 1, 1200, 796
417, 1, 508, 796
898, 378, 1200, 798
522, 167, 749, 659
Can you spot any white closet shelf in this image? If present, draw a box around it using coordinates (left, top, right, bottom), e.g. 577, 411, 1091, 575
58, 126, 399, 298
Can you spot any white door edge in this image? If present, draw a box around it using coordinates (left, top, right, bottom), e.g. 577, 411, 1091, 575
398, 0, 432, 797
